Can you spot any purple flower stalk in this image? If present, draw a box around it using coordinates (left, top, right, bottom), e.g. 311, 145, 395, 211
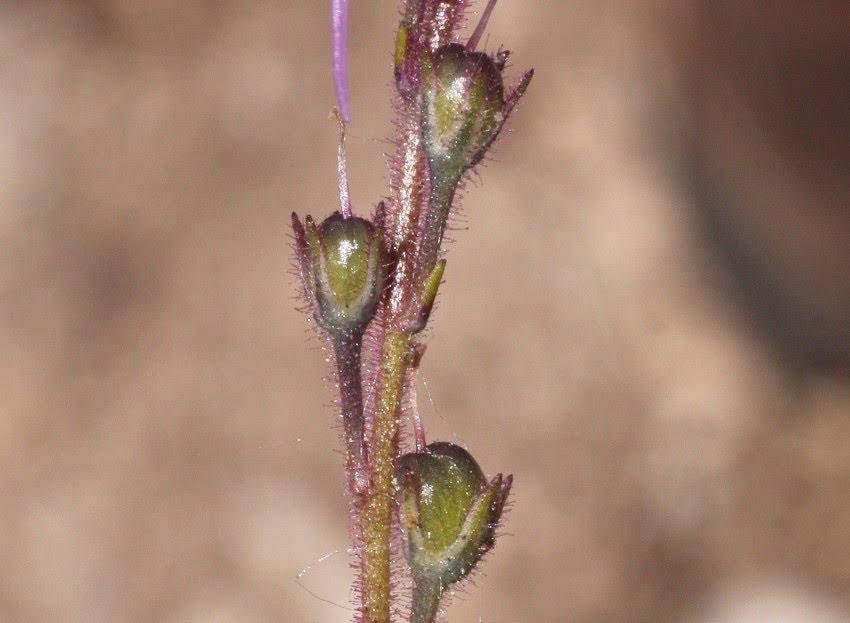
296, 1, 532, 621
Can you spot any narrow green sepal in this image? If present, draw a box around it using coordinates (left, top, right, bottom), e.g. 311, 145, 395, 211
505, 68, 534, 118
394, 23, 409, 77
394, 22, 418, 99
408, 259, 446, 333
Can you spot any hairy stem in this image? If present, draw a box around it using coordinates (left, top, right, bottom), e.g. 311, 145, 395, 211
353, 3, 476, 621
410, 576, 443, 623
359, 329, 410, 623
355, 60, 430, 623
332, 329, 366, 492
386, 116, 428, 327
416, 170, 460, 281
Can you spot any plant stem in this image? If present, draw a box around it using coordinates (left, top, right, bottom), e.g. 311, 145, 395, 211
416, 169, 460, 282
331, 328, 367, 493
354, 76, 429, 623
359, 329, 410, 623
410, 577, 442, 623
386, 115, 428, 327
354, 5, 473, 621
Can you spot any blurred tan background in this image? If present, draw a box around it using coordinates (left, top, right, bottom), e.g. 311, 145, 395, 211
1, 1, 849, 622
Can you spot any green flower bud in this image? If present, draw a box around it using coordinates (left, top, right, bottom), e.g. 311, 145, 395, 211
421, 44, 504, 177
292, 211, 384, 333
415, 45, 532, 286
395, 442, 512, 622
421, 43, 532, 183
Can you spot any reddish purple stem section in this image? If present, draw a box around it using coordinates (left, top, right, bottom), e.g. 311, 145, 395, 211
331, 0, 351, 122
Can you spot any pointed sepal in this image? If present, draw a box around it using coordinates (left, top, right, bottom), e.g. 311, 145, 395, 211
291, 212, 313, 297
408, 259, 446, 334
504, 69, 534, 118
394, 21, 419, 100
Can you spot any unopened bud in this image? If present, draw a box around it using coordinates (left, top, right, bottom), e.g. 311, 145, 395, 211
292, 211, 384, 333
421, 44, 505, 179
395, 442, 512, 610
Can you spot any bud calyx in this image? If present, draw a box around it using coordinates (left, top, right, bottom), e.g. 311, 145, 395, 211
395, 442, 512, 621
292, 211, 384, 333
421, 44, 532, 182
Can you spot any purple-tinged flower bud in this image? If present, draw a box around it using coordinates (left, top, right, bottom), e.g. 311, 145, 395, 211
395, 442, 512, 622
292, 210, 384, 334
413, 44, 532, 281
421, 43, 533, 180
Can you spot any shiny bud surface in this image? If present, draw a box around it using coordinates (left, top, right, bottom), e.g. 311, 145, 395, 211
395, 442, 511, 589
293, 211, 383, 333
421, 44, 506, 178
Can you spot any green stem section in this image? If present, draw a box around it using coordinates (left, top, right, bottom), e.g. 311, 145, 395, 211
360, 330, 410, 623
410, 576, 443, 623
